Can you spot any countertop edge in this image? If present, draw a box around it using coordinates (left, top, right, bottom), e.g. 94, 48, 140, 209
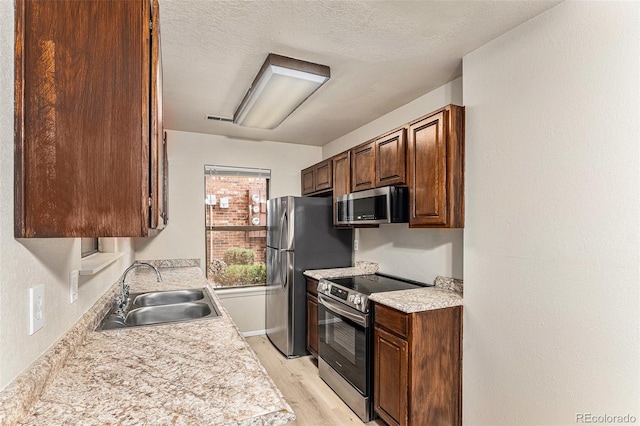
303, 261, 379, 280
369, 287, 463, 314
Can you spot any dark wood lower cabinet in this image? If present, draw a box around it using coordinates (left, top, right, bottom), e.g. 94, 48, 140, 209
306, 278, 319, 357
374, 303, 462, 426
374, 327, 408, 425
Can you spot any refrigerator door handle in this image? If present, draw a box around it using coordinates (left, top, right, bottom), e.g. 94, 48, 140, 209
266, 248, 275, 286
279, 210, 288, 250
279, 250, 288, 290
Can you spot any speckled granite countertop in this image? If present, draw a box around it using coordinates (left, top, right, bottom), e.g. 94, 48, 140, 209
7, 263, 295, 426
303, 260, 379, 280
369, 276, 463, 313
304, 263, 463, 314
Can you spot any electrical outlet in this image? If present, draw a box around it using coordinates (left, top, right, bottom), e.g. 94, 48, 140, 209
354, 239, 359, 251
29, 285, 45, 335
69, 270, 79, 303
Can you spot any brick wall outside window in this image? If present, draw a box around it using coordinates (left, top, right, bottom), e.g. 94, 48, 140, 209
204, 174, 268, 286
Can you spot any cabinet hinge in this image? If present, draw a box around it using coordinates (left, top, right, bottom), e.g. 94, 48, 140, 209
150, 20, 153, 30
148, 197, 152, 207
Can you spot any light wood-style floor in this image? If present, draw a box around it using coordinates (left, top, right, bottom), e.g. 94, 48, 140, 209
246, 335, 387, 426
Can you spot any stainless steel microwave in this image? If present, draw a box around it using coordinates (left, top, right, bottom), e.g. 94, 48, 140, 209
335, 186, 409, 225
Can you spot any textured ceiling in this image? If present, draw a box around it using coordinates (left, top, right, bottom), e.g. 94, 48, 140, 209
159, 0, 560, 146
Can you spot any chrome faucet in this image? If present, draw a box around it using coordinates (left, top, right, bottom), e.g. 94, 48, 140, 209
115, 261, 163, 315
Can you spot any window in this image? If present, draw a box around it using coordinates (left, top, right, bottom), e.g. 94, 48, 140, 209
81, 238, 99, 258
204, 165, 270, 288
78, 238, 124, 275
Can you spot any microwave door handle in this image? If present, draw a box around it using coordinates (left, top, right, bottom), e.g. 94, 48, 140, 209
318, 294, 368, 328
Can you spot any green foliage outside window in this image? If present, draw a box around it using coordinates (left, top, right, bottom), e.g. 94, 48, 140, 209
212, 248, 266, 287
222, 248, 255, 266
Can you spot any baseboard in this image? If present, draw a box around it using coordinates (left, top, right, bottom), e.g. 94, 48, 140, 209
242, 329, 266, 338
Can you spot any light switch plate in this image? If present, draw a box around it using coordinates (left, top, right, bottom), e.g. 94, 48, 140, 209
29, 285, 45, 335
354, 239, 359, 251
69, 270, 79, 303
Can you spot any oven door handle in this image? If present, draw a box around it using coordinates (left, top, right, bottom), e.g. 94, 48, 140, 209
318, 294, 368, 328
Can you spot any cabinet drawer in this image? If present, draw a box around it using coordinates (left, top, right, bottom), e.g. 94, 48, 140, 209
374, 304, 408, 338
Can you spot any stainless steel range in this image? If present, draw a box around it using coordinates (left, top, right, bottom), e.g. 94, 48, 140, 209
317, 273, 431, 422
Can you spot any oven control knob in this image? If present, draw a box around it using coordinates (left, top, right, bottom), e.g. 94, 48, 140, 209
353, 296, 362, 306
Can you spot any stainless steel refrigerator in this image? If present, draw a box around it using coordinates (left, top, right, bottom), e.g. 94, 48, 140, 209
266, 196, 353, 357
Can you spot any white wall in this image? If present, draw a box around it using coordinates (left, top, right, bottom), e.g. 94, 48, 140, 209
215, 287, 266, 336
323, 78, 464, 282
134, 130, 321, 332
134, 130, 322, 267
323, 77, 462, 158
462, 2, 640, 424
355, 226, 463, 283
0, 1, 134, 390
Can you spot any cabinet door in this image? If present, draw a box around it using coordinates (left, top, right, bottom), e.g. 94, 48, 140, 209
332, 152, 350, 198
407, 111, 447, 226
375, 128, 406, 187
301, 166, 315, 195
14, 0, 154, 237
306, 293, 319, 357
351, 140, 376, 192
314, 160, 332, 192
407, 106, 464, 228
150, 0, 165, 229
332, 151, 350, 225
374, 326, 408, 426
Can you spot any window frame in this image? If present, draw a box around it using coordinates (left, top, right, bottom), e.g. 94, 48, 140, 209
81, 237, 99, 258
204, 165, 270, 288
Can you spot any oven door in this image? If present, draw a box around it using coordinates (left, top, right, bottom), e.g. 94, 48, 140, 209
317, 294, 369, 395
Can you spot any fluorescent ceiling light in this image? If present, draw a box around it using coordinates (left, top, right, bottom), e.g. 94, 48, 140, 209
233, 54, 330, 130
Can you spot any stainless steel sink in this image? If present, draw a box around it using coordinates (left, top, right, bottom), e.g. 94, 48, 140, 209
131, 289, 205, 307
97, 288, 220, 331
126, 302, 211, 326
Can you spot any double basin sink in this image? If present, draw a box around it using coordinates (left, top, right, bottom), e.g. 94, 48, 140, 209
97, 288, 221, 331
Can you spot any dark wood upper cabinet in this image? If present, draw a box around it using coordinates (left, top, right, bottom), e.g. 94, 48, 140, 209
407, 105, 464, 228
314, 159, 332, 192
301, 166, 316, 195
14, 0, 165, 237
332, 151, 350, 225
375, 128, 406, 187
350, 140, 376, 192
301, 159, 332, 196
299, 104, 464, 228
150, 0, 166, 230
351, 128, 407, 192
332, 152, 351, 198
